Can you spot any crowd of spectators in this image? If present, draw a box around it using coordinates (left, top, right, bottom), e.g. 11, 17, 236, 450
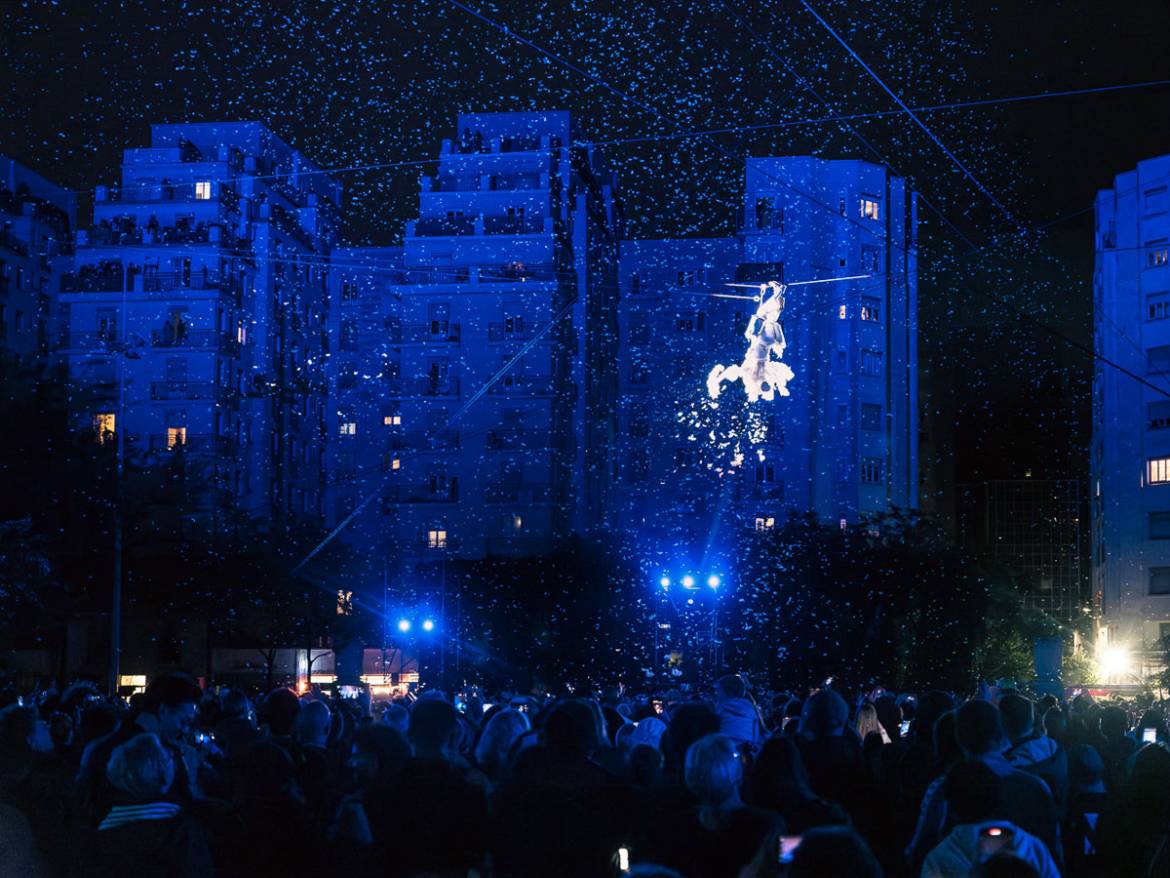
1, 671, 1168, 877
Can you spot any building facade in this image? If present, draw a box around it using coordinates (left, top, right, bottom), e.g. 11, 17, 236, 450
57, 122, 340, 524
614, 157, 918, 556
325, 111, 620, 565
0, 157, 75, 365
1093, 153, 1170, 667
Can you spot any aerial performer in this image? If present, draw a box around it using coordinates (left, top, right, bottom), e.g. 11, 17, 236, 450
707, 280, 794, 403
706, 274, 871, 404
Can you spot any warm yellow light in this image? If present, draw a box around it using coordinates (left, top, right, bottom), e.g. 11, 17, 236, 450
1100, 646, 1131, 678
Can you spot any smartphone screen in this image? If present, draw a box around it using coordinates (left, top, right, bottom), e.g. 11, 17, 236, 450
778, 835, 802, 864
899, 720, 911, 736
1143, 727, 1158, 743
977, 826, 1013, 860
652, 699, 665, 715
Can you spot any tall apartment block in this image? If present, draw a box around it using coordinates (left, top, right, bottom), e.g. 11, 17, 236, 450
614, 157, 918, 555
1093, 153, 1170, 669
0, 157, 75, 364
57, 122, 339, 524
325, 112, 620, 565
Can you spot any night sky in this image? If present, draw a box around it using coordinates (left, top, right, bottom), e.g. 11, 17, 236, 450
4, 0, 1169, 499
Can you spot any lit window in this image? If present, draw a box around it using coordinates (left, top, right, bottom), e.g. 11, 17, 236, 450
754, 516, 775, 532
861, 298, 881, 323
236, 320, 247, 344
391, 457, 401, 471
1149, 242, 1170, 268
427, 528, 448, 549
513, 514, 523, 530
1149, 457, 1170, 485
383, 414, 402, 426
339, 421, 356, 436
336, 590, 353, 616
93, 412, 116, 444
839, 518, 848, 530
838, 305, 847, 320
166, 426, 187, 449
860, 197, 880, 220
195, 181, 211, 200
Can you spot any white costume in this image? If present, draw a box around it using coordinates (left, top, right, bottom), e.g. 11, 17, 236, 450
707, 281, 795, 403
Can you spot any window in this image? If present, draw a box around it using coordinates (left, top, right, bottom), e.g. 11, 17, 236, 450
339, 420, 356, 436
755, 196, 783, 231
630, 361, 650, 386
861, 403, 882, 432
861, 298, 881, 323
1150, 458, 1170, 485
195, 181, 211, 200
429, 303, 451, 337
336, 590, 353, 616
1149, 240, 1170, 268
861, 456, 884, 484
630, 272, 646, 295
860, 197, 880, 220
1152, 567, 1170, 594
1151, 512, 1170, 540
93, 412, 116, 444
383, 414, 402, 426
166, 426, 187, 449
755, 462, 776, 483
236, 320, 248, 345
861, 247, 882, 273
1149, 402, 1170, 430
835, 350, 848, 373
675, 311, 706, 332
674, 446, 700, 469
676, 270, 703, 287
97, 308, 118, 341
512, 514, 523, 531
861, 349, 883, 377
1149, 293, 1170, 321
427, 528, 448, 549
1149, 346, 1170, 374
1147, 186, 1169, 216
838, 305, 847, 320
340, 317, 358, 351
341, 280, 359, 302
754, 516, 775, 531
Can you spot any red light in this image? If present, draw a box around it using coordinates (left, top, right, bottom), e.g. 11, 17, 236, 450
987, 828, 1002, 837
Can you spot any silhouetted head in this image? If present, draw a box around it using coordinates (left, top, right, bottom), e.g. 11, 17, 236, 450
142, 673, 200, 744
715, 674, 747, 701
543, 700, 601, 758
106, 733, 174, 799
799, 690, 849, 738
257, 687, 300, 738
945, 758, 1002, 824
998, 694, 1034, 743
956, 700, 1007, 757
409, 698, 460, 757
788, 826, 882, 878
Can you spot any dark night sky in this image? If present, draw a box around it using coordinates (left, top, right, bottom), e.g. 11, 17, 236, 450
3, 0, 1169, 490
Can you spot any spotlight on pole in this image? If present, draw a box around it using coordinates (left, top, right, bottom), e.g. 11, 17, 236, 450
707, 574, 721, 589
682, 574, 696, 589
659, 576, 671, 589
397, 618, 411, 633
422, 619, 435, 632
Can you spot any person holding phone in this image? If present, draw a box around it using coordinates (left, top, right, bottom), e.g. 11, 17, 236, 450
920, 760, 1059, 878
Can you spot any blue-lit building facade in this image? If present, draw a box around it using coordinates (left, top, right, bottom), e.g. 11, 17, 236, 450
1093, 153, 1170, 670
325, 111, 620, 566
0, 157, 75, 364
614, 157, 918, 551
56, 122, 340, 524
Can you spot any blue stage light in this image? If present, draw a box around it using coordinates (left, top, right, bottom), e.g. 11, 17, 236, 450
708, 574, 721, 588
422, 619, 435, 632
681, 575, 696, 588
397, 618, 411, 633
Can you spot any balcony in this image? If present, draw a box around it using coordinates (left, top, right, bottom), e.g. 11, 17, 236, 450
385, 479, 460, 504
0, 228, 30, 257
386, 376, 461, 398
150, 381, 219, 400
484, 482, 555, 504
150, 328, 239, 354
388, 430, 461, 451
142, 269, 223, 293
147, 433, 234, 455
483, 215, 546, 235
485, 427, 554, 451
488, 323, 537, 342
487, 375, 557, 397
398, 323, 462, 345
413, 216, 475, 237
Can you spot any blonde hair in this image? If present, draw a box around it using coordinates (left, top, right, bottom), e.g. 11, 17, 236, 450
106, 732, 174, 798
685, 734, 742, 829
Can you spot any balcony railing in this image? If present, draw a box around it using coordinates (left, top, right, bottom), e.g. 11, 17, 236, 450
143, 269, 224, 292
488, 323, 536, 342
147, 433, 234, 455
150, 381, 220, 400
388, 430, 461, 451
483, 215, 546, 235
413, 216, 475, 237
150, 328, 240, 353
487, 375, 556, 396
484, 483, 555, 505
385, 479, 460, 504
485, 427, 554, 451
386, 377, 461, 398
398, 323, 462, 345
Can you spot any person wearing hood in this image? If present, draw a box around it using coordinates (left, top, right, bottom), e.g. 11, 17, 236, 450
1001, 694, 1068, 815
921, 759, 1059, 878
714, 674, 765, 753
